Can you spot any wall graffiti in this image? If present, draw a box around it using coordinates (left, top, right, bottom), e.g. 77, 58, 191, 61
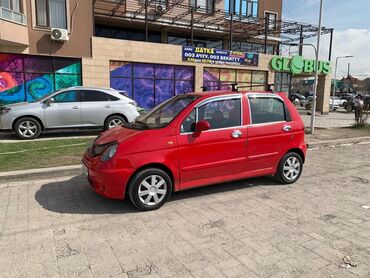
110, 62, 194, 109
0, 53, 82, 105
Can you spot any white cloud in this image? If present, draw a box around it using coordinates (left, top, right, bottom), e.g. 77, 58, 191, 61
287, 29, 370, 79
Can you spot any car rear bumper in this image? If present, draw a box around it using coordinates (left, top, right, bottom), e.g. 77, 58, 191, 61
82, 152, 134, 200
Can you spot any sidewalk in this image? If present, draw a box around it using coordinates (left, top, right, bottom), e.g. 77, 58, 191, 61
299, 107, 355, 129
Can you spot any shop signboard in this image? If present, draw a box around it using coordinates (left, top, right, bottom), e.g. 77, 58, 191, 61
182, 46, 259, 66
270, 55, 331, 75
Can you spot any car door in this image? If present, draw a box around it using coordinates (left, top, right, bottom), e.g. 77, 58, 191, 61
44, 90, 82, 128
80, 90, 114, 127
246, 94, 293, 172
177, 95, 247, 189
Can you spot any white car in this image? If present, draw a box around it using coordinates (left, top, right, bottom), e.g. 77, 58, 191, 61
0, 86, 140, 139
300, 96, 340, 111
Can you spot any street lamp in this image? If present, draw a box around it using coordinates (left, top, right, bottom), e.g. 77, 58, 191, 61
332, 55, 354, 109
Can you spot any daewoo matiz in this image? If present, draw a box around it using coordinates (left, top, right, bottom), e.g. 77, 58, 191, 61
82, 91, 306, 211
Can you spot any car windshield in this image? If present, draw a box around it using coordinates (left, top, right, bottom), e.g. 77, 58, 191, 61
129, 95, 201, 129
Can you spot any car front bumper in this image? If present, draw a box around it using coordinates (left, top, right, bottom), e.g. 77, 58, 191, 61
82, 152, 135, 200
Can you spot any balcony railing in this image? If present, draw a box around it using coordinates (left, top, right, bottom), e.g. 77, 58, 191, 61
0, 6, 26, 25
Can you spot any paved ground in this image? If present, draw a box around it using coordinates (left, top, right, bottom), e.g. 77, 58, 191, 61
298, 107, 355, 128
0, 145, 370, 278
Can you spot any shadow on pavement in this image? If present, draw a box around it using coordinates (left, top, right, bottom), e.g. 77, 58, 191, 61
35, 175, 278, 214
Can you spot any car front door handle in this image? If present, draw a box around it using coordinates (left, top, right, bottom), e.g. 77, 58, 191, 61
104, 105, 111, 108
72, 106, 79, 110
282, 125, 292, 132
231, 130, 242, 138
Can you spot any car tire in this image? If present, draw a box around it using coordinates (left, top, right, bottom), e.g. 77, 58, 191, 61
275, 152, 303, 184
14, 117, 42, 140
128, 168, 172, 211
104, 115, 127, 130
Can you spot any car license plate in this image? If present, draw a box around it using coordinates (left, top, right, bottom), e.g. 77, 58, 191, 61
82, 164, 89, 176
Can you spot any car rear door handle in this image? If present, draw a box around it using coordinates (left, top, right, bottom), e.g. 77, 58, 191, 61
104, 105, 111, 108
231, 130, 242, 138
282, 125, 292, 132
72, 106, 79, 110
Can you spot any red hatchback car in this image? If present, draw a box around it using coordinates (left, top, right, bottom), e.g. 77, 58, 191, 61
82, 91, 306, 210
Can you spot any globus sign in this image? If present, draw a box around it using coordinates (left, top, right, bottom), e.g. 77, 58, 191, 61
270, 55, 331, 75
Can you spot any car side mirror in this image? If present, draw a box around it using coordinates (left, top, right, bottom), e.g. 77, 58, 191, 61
45, 97, 55, 106
194, 120, 210, 137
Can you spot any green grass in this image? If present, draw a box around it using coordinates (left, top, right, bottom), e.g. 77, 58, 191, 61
0, 138, 93, 172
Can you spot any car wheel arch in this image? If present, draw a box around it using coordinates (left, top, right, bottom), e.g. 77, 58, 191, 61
286, 148, 305, 164
124, 163, 176, 198
12, 115, 45, 132
104, 113, 128, 125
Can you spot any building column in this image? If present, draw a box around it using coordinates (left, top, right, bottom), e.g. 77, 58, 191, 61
195, 65, 204, 92
161, 30, 168, 44
315, 74, 331, 114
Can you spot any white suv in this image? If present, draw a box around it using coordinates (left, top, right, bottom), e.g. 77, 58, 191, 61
0, 86, 140, 139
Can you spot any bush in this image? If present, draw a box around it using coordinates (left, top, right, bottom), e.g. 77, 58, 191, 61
354, 104, 369, 127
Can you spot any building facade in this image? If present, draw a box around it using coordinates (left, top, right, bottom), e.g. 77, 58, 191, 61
0, 0, 332, 113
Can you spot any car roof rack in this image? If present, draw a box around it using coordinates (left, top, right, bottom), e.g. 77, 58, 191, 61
201, 83, 275, 93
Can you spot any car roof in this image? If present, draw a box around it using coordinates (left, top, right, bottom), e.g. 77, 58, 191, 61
189, 90, 285, 98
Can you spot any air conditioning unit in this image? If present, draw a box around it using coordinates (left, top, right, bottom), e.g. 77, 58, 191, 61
155, 4, 166, 14
50, 28, 69, 41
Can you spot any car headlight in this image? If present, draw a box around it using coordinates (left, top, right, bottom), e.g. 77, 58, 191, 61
101, 143, 118, 162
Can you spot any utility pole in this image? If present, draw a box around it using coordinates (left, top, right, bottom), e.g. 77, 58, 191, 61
347, 63, 351, 78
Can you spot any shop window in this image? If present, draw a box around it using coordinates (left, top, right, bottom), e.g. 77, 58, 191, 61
203, 67, 267, 91
110, 62, 195, 109
275, 72, 291, 94
35, 0, 67, 28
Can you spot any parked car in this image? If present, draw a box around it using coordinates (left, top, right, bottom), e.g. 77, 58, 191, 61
0, 87, 140, 139
300, 96, 340, 111
288, 93, 305, 105
344, 95, 370, 112
329, 97, 341, 110
304, 91, 314, 98
82, 91, 307, 211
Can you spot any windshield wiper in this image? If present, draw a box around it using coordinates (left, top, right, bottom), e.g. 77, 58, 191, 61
134, 119, 148, 126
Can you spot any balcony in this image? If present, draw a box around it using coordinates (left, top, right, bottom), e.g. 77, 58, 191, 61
0, 7, 28, 47
0, 6, 26, 25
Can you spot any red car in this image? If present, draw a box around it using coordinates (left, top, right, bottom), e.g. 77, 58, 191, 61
82, 91, 306, 211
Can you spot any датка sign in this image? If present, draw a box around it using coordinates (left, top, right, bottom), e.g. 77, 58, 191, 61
270, 55, 332, 75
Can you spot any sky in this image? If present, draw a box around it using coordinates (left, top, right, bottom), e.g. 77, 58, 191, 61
282, 0, 370, 79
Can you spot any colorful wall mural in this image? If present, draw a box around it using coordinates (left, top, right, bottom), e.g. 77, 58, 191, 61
0, 53, 82, 106
110, 62, 194, 109
203, 67, 268, 91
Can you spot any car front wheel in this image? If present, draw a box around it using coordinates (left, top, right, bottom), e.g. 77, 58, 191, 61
14, 117, 42, 140
275, 152, 303, 184
128, 168, 172, 211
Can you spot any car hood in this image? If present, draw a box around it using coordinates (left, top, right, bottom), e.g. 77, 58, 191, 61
95, 127, 144, 145
2, 102, 40, 109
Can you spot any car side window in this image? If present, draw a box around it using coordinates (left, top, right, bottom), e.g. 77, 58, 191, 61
53, 91, 80, 103
249, 97, 290, 124
198, 98, 241, 130
181, 110, 196, 133
83, 90, 113, 102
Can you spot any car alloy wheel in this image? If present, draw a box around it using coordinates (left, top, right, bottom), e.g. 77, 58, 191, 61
108, 118, 124, 129
138, 175, 167, 206
282, 156, 301, 181
14, 117, 42, 140
18, 121, 38, 138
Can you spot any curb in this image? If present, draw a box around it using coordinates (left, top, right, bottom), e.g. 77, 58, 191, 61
307, 136, 370, 150
1, 136, 370, 184
0, 165, 82, 184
